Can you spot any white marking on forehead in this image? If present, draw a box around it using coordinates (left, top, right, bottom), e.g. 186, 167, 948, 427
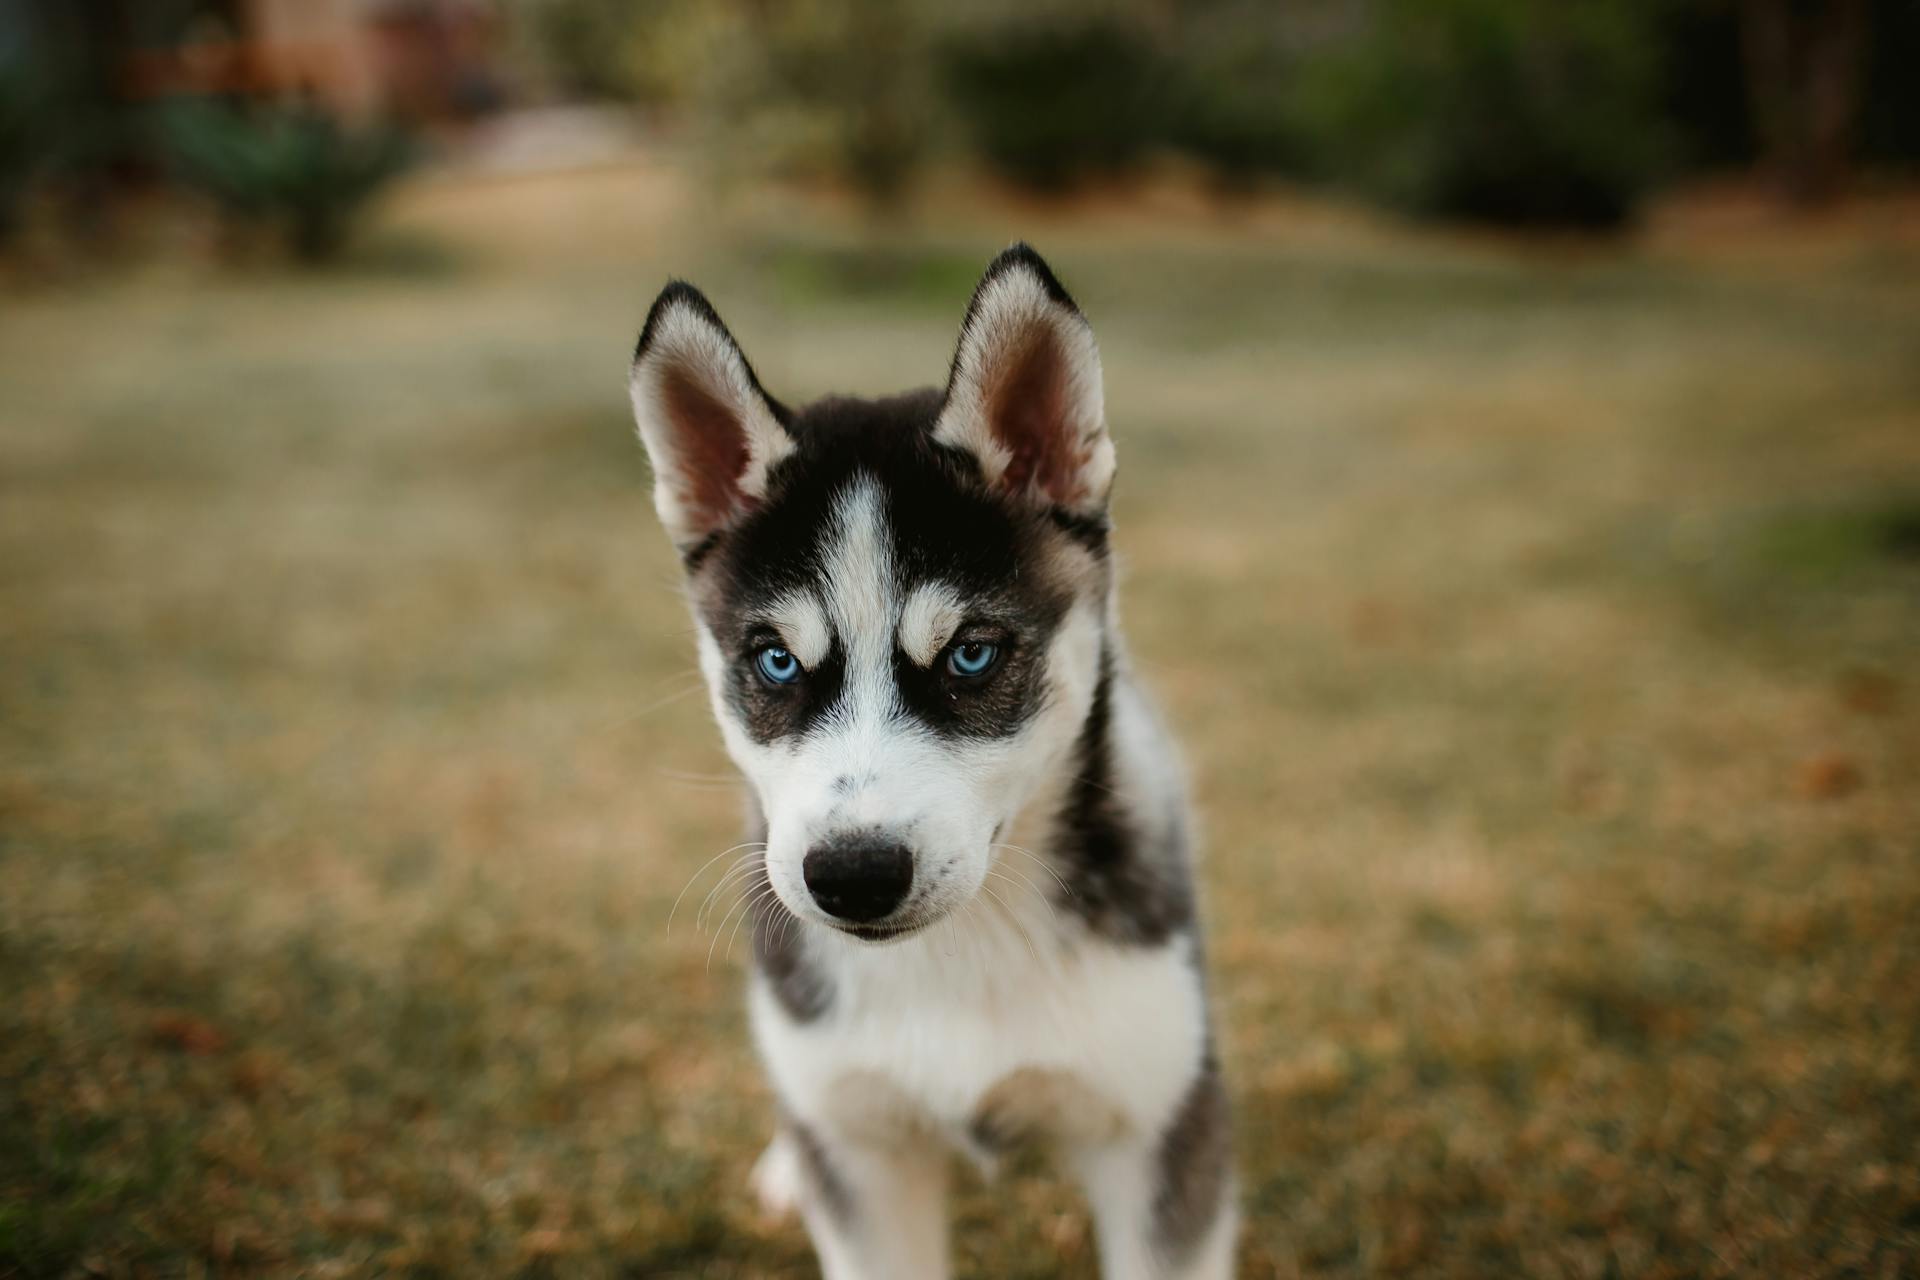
805, 475, 918, 788
821, 476, 896, 658
898, 581, 966, 667
761, 591, 830, 668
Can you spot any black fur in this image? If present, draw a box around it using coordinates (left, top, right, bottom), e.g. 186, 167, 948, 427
1051, 646, 1196, 945
1153, 1055, 1232, 1265
789, 1118, 853, 1223
690, 390, 1080, 748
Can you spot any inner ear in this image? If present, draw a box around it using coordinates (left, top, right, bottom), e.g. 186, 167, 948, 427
661, 363, 753, 528
933, 244, 1113, 516
628, 281, 795, 553
987, 328, 1073, 498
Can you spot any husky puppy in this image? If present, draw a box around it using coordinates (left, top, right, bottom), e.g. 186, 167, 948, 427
628, 245, 1233, 1278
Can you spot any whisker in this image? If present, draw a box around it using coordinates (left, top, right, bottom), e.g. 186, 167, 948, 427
988, 864, 1057, 916
956, 898, 981, 966
991, 843, 1074, 896
657, 776, 740, 793
767, 892, 796, 952
979, 883, 1040, 966
707, 887, 763, 974
667, 842, 767, 932
698, 856, 765, 931
697, 853, 769, 930
727, 885, 778, 962
658, 768, 741, 786
694, 854, 763, 927
627, 682, 708, 721
984, 867, 1058, 930
1065, 772, 1139, 805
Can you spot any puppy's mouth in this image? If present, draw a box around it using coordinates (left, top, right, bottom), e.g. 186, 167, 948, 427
830, 919, 929, 944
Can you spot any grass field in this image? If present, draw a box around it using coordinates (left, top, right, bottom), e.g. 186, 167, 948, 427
3, 169, 1918, 1277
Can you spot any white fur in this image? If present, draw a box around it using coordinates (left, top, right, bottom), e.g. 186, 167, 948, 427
761, 590, 832, 669
753, 911, 1228, 1280
754, 929, 1206, 1151
628, 300, 795, 548
897, 581, 966, 667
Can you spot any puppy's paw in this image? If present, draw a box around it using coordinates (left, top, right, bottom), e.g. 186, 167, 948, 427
751, 1133, 803, 1222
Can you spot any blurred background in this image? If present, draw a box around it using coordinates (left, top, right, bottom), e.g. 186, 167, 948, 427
2, 1, 1917, 1276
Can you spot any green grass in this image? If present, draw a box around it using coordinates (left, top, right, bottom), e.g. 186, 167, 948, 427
2, 175, 1918, 1277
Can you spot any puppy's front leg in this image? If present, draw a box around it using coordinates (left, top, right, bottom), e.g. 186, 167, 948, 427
768, 1120, 951, 1280
1071, 1063, 1236, 1280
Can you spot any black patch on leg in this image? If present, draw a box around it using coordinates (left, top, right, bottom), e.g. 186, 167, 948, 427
790, 1120, 853, 1224
1154, 1056, 1232, 1265
1052, 646, 1194, 944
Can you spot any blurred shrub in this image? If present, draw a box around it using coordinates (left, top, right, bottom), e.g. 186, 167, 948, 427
0, 69, 42, 240
1162, 30, 1302, 188
520, 0, 706, 104
939, 15, 1170, 190
1859, 0, 1920, 170
0, 27, 138, 245
1289, 0, 1672, 228
742, 0, 931, 209
157, 100, 415, 262
526, 0, 644, 100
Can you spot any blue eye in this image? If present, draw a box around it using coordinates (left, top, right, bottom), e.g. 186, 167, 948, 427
755, 646, 803, 685
946, 641, 999, 678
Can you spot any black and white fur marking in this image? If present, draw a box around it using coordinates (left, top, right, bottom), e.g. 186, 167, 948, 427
629, 245, 1235, 1278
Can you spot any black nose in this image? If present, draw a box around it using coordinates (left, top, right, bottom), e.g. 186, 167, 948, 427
802, 836, 913, 923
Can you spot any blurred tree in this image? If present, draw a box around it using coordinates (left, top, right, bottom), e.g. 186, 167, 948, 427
1857, 0, 1920, 172
1662, 0, 1754, 170
1159, 2, 1304, 188
1287, 0, 1673, 228
510, 0, 933, 213
939, 12, 1170, 190
521, 0, 653, 102
1740, 0, 1868, 205
0, 0, 176, 242
0, 65, 43, 240
748, 0, 929, 210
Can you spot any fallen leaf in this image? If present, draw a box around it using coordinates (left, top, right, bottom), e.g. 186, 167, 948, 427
148, 1012, 226, 1055
1797, 753, 1862, 800
1836, 667, 1899, 716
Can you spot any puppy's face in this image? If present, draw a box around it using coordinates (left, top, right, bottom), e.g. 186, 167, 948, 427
630, 247, 1115, 940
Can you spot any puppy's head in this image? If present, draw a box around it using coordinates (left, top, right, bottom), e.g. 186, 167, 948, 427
629, 245, 1114, 941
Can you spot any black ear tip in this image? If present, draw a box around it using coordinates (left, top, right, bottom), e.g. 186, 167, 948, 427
633, 279, 724, 363
978, 242, 1078, 312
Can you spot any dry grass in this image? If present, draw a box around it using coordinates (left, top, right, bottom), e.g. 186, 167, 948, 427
2, 169, 1918, 1278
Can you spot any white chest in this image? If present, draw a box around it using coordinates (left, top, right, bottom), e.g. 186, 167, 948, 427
750, 906, 1208, 1151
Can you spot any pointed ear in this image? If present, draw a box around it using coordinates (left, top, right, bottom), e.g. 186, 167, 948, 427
628, 282, 796, 552
933, 244, 1114, 515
